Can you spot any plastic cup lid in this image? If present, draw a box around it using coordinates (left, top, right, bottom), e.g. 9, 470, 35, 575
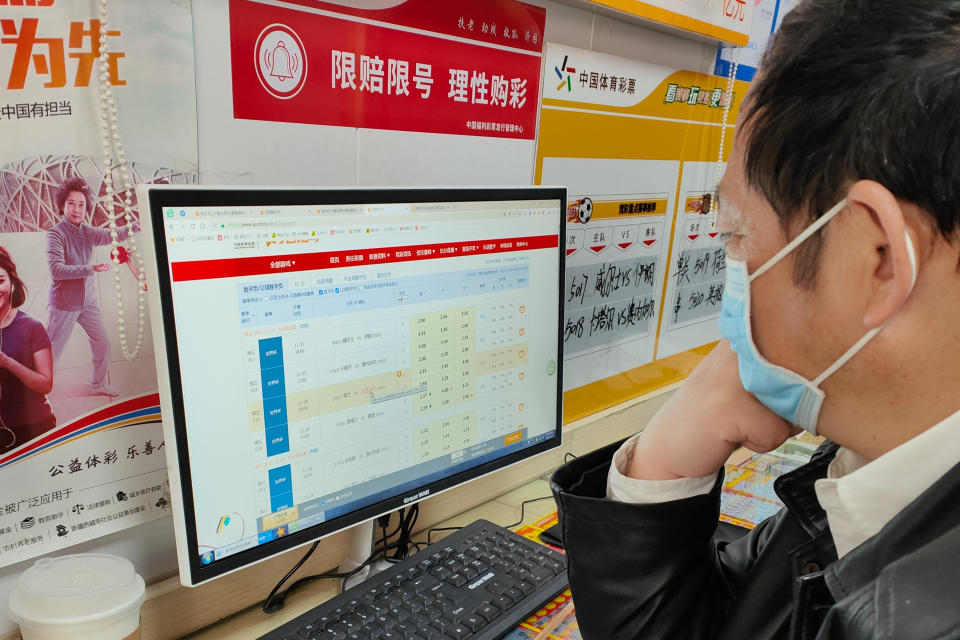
8, 553, 146, 627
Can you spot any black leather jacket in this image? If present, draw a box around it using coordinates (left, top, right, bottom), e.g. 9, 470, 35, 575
550, 439, 960, 639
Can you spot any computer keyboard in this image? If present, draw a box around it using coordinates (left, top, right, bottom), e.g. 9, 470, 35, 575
259, 519, 569, 640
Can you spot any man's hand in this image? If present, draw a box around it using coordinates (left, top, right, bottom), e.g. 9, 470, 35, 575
627, 341, 799, 480
93, 262, 110, 272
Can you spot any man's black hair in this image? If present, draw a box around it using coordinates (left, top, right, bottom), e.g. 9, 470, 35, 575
741, 0, 960, 285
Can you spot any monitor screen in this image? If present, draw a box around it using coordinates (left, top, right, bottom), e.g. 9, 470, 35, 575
138, 186, 565, 586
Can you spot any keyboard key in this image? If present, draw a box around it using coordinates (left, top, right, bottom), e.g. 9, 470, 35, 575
355, 605, 377, 622
392, 621, 415, 637
484, 582, 504, 595
473, 604, 500, 622
544, 560, 565, 575
341, 615, 363, 631
489, 596, 512, 611
503, 587, 524, 603
436, 584, 468, 604
446, 574, 468, 588
391, 606, 412, 621
430, 618, 451, 633
410, 612, 432, 628
527, 567, 553, 586
444, 624, 473, 639
415, 593, 434, 607
410, 575, 439, 593
430, 567, 451, 581
314, 615, 335, 630
467, 560, 486, 572
461, 615, 486, 632
324, 627, 347, 640
515, 566, 533, 579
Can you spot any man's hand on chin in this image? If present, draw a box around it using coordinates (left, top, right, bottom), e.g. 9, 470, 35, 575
627, 341, 800, 481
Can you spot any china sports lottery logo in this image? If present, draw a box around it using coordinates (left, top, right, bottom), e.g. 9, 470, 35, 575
554, 54, 575, 92
255, 24, 307, 99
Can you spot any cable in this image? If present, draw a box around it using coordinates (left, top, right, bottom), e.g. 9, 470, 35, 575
262, 514, 394, 613
563, 452, 577, 463
384, 504, 420, 562
504, 496, 555, 530
426, 526, 462, 545
261, 540, 320, 614
421, 495, 557, 548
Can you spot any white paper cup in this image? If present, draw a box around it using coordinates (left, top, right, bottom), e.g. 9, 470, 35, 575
8, 553, 146, 640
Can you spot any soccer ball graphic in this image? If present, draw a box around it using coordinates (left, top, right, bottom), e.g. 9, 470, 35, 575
577, 197, 593, 224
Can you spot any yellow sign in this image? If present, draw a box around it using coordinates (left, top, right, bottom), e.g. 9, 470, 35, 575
537, 45, 749, 423
579, 0, 753, 46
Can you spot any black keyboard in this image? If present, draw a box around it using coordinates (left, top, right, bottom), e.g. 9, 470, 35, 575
259, 519, 569, 640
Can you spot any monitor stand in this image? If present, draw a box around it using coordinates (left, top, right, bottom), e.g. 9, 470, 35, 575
338, 519, 391, 590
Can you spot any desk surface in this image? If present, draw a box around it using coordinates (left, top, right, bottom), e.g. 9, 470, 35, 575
186, 480, 560, 639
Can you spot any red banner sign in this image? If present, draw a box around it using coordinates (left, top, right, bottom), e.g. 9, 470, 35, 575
229, 0, 545, 139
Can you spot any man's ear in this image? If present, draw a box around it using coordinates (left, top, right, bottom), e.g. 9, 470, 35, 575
845, 180, 917, 330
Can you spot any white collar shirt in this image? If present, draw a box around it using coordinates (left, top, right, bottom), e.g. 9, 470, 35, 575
813, 408, 960, 558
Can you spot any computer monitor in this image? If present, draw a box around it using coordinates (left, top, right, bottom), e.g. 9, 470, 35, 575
138, 186, 566, 586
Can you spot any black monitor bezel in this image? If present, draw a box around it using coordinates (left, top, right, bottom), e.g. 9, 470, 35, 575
145, 186, 566, 585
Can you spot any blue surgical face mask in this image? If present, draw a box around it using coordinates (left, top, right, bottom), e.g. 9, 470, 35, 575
718, 199, 917, 434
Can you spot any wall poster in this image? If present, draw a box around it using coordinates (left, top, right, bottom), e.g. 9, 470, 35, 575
535, 44, 749, 423
0, 0, 197, 567
229, 0, 545, 140
576, 0, 754, 46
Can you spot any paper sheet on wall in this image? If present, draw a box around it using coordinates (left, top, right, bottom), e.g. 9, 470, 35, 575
0, 0, 197, 568
535, 44, 749, 422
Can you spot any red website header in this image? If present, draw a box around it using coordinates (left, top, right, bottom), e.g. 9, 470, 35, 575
170, 234, 558, 282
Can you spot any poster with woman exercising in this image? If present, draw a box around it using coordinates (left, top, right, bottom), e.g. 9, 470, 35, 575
0, 0, 197, 567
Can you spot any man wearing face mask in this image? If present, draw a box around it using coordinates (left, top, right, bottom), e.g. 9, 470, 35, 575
550, 1, 960, 638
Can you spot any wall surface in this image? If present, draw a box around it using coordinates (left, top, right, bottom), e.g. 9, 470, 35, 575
0, 1, 717, 634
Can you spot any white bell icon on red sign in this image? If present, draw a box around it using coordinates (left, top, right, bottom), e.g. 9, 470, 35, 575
255, 24, 307, 99
266, 40, 298, 81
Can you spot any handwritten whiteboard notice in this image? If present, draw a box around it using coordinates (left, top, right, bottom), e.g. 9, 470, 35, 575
536, 45, 749, 422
